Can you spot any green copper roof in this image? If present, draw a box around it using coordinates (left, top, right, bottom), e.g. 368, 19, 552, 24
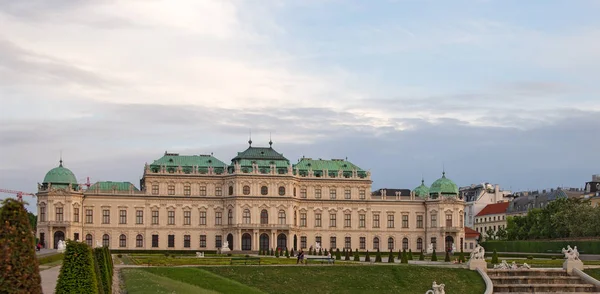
413, 179, 430, 198
232, 146, 289, 161
43, 160, 78, 185
149, 153, 228, 174
429, 172, 459, 195
230, 146, 291, 173
88, 181, 139, 192
293, 158, 367, 178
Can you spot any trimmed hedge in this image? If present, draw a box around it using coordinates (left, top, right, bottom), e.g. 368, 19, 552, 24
0, 198, 43, 293
56, 240, 98, 294
482, 240, 600, 254
93, 247, 112, 294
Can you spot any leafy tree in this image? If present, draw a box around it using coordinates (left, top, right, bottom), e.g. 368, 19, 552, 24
485, 228, 496, 241
0, 199, 42, 293
27, 211, 37, 233
419, 250, 425, 261
353, 249, 360, 261
388, 250, 395, 263
365, 250, 371, 262
56, 240, 98, 294
491, 249, 499, 264
375, 249, 382, 262
495, 226, 508, 241
431, 249, 437, 261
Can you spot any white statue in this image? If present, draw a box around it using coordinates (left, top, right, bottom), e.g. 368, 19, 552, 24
315, 242, 321, 252
196, 252, 205, 258
451, 243, 456, 254
521, 263, 531, 269
493, 260, 510, 269
221, 241, 230, 253
562, 245, 580, 261
425, 281, 445, 294
469, 244, 485, 260
57, 240, 66, 253
493, 260, 532, 270
510, 261, 519, 269
427, 243, 434, 254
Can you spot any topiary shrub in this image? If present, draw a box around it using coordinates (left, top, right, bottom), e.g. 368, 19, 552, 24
290, 248, 294, 257
388, 250, 395, 263
444, 251, 450, 262
397, 249, 402, 260
345, 249, 350, 261
408, 249, 413, 260
318, 248, 322, 256
492, 249, 499, 264
270, 248, 274, 256
275, 249, 280, 258
375, 249, 382, 262
459, 248, 465, 263
56, 240, 98, 294
0, 198, 42, 293
419, 250, 425, 261
431, 249, 438, 261
285, 248, 290, 258
365, 250, 371, 262
335, 248, 341, 260
354, 249, 360, 261
401, 249, 408, 264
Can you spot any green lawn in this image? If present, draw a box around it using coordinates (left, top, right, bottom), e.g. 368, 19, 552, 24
123, 265, 485, 294
584, 269, 600, 280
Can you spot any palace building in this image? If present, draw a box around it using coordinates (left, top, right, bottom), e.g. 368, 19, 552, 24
35, 141, 466, 254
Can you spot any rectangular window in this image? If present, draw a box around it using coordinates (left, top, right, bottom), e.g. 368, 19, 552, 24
359, 189, 366, 199
136, 210, 143, 224
344, 213, 351, 228
151, 185, 159, 195
168, 185, 175, 195
359, 214, 365, 228
300, 213, 307, 227
431, 215, 438, 228
387, 214, 394, 228
55, 207, 63, 222
402, 215, 409, 228
215, 187, 222, 196
119, 210, 127, 224
300, 188, 307, 198
85, 209, 93, 224
152, 211, 159, 225
73, 208, 79, 223
329, 188, 336, 199
215, 235, 222, 248
470, 242, 473, 249
417, 215, 423, 228
344, 189, 351, 199
345, 237, 351, 249
168, 235, 175, 248
330, 236, 336, 249
200, 235, 207, 248
199, 211, 206, 225
136, 236, 143, 248
184, 235, 191, 248
184, 211, 191, 225
359, 237, 366, 250
315, 188, 322, 199
168, 211, 175, 225
152, 235, 159, 248
329, 213, 336, 227
315, 213, 322, 227
40, 207, 46, 222
446, 214, 453, 227
373, 214, 380, 228
301, 236, 307, 249
200, 186, 207, 196
184, 185, 191, 196
74, 233, 79, 241
215, 212, 222, 225
102, 209, 110, 224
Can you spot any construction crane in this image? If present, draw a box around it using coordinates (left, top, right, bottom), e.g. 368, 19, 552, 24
0, 189, 36, 202
79, 177, 92, 190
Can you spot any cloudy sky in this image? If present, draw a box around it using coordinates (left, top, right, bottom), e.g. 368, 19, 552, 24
1, 0, 599, 212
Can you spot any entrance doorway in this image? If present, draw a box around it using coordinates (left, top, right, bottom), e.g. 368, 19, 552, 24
53, 231, 65, 249
445, 236, 454, 252
226, 234, 234, 250
277, 233, 287, 250
260, 233, 269, 251
241, 233, 252, 251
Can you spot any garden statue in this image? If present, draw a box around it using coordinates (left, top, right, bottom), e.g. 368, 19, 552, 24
427, 243, 434, 254
562, 244, 584, 273
451, 243, 456, 254
425, 281, 445, 294
196, 252, 205, 258
469, 244, 485, 260
562, 245, 580, 261
221, 241, 230, 253
315, 242, 321, 252
57, 240, 66, 253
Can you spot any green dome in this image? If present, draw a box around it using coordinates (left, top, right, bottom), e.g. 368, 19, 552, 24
43, 160, 77, 185
413, 179, 430, 198
429, 172, 458, 196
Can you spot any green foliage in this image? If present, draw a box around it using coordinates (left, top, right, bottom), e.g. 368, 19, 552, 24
56, 240, 98, 294
431, 249, 438, 261
401, 249, 408, 264
353, 249, 360, 261
444, 251, 450, 262
408, 249, 413, 260
365, 250, 371, 262
290, 248, 294, 257
275, 249, 279, 258
397, 249, 402, 260
324, 249, 328, 256
345, 249, 350, 261
318, 248, 322, 256
285, 248, 290, 258
27, 211, 37, 233
419, 250, 425, 261
491, 249, 499, 264
335, 248, 341, 260
94, 247, 112, 294
0, 198, 42, 293
388, 250, 394, 263
375, 249, 382, 263
459, 248, 465, 263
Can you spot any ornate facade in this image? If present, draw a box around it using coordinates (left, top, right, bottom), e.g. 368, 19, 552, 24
36, 141, 466, 253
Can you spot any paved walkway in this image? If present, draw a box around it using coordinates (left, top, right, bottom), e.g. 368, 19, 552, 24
40, 266, 60, 294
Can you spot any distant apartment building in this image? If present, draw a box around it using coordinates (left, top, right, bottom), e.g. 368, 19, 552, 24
464, 227, 480, 250
474, 202, 510, 239
583, 174, 600, 206
460, 183, 512, 228
506, 187, 582, 216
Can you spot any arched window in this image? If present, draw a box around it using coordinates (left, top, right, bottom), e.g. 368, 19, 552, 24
136, 234, 143, 248
402, 237, 409, 250
228, 186, 234, 195
373, 237, 379, 250
261, 210, 268, 224
228, 209, 233, 225
243, 185, 250, 195
261, 186, 268, 195
388, 237, 394, 250
417, 238, 423, 250
278, 210, 286, 225
119, 234, 127, 248
243, 209, 251, 224
102, 234, 110, 247
86, 234, 93, 246
279, 186, 286, 196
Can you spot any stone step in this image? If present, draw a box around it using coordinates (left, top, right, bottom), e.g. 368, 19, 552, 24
490, 276, 584, 285
488, 269, 569, 277
493, 284, 597, 293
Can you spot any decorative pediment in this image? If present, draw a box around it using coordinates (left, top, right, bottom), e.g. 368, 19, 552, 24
150, 205, 160, 210
276, 204, 287, 210
182, 205, 192, 211
240, 203, 252, 209
429, 209, 438, 214
299, 208, 307, 213
343, 208, 352, 213
313, 208, 323, 212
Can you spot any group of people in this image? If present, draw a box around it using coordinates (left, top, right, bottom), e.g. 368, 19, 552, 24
295, 249, 333, 264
